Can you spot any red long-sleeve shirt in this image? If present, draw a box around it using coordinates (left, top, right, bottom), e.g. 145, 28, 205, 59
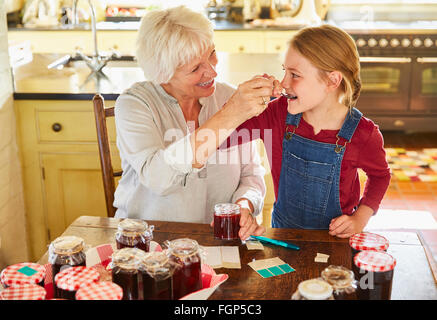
223, 96, 391, 215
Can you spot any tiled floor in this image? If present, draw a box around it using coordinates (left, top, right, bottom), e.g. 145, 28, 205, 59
366, 131, 437, 281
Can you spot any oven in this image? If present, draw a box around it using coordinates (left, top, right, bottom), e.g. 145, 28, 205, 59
349, 32, 437, 131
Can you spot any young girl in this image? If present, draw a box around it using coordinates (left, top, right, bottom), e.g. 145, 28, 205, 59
222, 24, 391, 238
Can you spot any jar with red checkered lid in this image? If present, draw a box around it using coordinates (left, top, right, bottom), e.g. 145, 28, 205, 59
76, 281, 123, 300
109, 247, 148, 300
48, 235, 87, 298
54, 266, 100, 300
353, 250, 396, 300
139, 251, 179, 300
349, 232, 389, 266
115, 218, 154, 252
1, 262, 46, 288
0, 283, 46, 300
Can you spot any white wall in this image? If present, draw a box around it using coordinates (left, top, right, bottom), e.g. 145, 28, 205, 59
0, 4, 29, 269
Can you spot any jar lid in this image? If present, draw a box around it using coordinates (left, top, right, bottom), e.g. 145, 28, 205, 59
349, 232, 389, 251
55, 266, 100, 292
354, 250, 396, 272
110, 247, 148, 270
321, 265, 354, 289
118, 218, 148, 233
1, 262, 46, 287
167, 238, 199, 258
50, 236, 85, 255
76, 281, 123, 300
298, 279, 333, 300
0, 283, 46, 300
214, 203, 240, 215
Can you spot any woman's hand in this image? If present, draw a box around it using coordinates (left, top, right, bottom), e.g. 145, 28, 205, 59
238, 207, 266, 240
329, 205, 374, 238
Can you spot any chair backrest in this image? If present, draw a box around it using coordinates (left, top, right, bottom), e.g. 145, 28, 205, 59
93, 94, 122, 217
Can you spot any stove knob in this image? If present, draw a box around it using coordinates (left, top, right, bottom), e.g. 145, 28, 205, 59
356, 38, 366, 47
401, 38, 411, 47
368, 38, 377, 47
424, 38, 433, 47
379, 38, 388, 47
390, 38, 400, 47
413, 38, 422, 47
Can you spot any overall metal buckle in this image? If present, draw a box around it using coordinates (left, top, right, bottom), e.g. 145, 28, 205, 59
285, 125, 297, 140
335, 134, 350, 153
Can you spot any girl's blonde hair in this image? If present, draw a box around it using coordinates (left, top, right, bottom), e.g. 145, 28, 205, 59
289, 24, 361, 108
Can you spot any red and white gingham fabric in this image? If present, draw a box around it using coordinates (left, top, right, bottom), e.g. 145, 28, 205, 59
349, 232, 389, 251
1, 262, 46, 287
76, 281, 123, 300
353, 250, 396, 272
55, 266, 100, 292
0, 283, 46, 300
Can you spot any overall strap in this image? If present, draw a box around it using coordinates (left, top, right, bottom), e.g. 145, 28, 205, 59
284, 113, 302, 140
334, 107, 363, 153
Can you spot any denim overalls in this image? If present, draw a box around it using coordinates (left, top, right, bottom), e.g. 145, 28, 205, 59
272, 108, 363, 229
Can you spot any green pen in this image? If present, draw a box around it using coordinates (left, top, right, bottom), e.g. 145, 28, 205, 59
251, 235, 300, 251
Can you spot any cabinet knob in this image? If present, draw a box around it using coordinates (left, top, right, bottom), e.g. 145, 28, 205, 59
52, 123, 62, 132
275, 45, 281, 51
238, 46, 245, 52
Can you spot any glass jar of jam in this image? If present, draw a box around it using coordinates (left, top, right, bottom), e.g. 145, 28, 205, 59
321, 265, 357, 300
214, 203, 241, 240
291, 278, 334, 300
1, 262, 46, 288
349, 232, 389, 267
54, 266, 100, 300
110, 247, 147, 300
165, 238, 203, 300
76, 281, 123, 300
140, 251, 178, 300
0, 283, 47, 300
48, 236, 87, 298
115, 218, 154, 252
353, 250, 396, 300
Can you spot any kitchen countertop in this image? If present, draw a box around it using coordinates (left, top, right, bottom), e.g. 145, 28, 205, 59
13, 52, 285, 100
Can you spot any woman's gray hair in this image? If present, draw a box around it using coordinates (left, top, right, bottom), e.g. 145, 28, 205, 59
136, 6, 214, 84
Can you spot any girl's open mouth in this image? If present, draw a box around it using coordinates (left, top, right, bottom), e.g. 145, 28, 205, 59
281, 93, 298, 101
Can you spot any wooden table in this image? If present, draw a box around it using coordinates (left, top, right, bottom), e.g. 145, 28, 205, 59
38, 216, 437, 300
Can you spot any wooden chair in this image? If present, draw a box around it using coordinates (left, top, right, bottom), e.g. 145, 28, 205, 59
93, 94, 122, 217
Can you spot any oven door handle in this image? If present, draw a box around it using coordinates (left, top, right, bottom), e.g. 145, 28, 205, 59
359, 57, 412, 63
417, 57, 437, 63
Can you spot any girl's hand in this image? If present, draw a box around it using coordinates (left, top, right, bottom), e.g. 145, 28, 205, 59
329, 205, 374, 238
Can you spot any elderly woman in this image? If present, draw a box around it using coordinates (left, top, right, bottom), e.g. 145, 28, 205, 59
114, 6, 274, 240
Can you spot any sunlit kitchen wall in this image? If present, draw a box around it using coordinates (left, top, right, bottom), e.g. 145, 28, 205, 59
0, 3, 29, 269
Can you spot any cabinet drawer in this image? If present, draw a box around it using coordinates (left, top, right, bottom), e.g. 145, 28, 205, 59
37, 110, 116, 143
264, 31, 297, 54
215, 31, 264, 53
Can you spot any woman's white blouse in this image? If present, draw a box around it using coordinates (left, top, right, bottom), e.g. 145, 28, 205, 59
113, 81, 266, 223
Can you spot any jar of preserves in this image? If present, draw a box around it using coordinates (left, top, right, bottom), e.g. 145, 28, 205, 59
54, 266, 100, 300
0, 283, 47, 300
115, 218, 154, 252
76, 281, 123, 300
110, 247, 147, 300
48, 236, 87, 298
140, 251, 178, 300
214, 203, 241, 240
353, 250, 396, 300
321, 265, 357, 300
291, 278, 334, 300
1, 262, 46, 288
349, 232, 389, 266
165, 238, 203, 300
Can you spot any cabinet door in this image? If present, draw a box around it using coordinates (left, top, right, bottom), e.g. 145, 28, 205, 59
410, 58, 437, 112
41, 152, 120, 241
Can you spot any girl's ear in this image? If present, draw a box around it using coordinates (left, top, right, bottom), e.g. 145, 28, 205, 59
326, 71, 343, 91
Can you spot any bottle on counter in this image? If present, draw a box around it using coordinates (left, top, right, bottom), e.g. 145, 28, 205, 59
110, 247, 147, 300
54, 266, 100, 300
76, 281, 123, 300
321, 265, 357, 300
0, 283, 47, 300
291, 278, 334, 300
115, 218, 154, 252
1, 262, 46, 288
353, 250, 396, 300
140, 251, 178, 300
165, 238, 203, 300
48, 235, 87, 298
213, 203, 241, 240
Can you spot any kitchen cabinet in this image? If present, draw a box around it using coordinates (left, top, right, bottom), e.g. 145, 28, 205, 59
15, 98, 275, 261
